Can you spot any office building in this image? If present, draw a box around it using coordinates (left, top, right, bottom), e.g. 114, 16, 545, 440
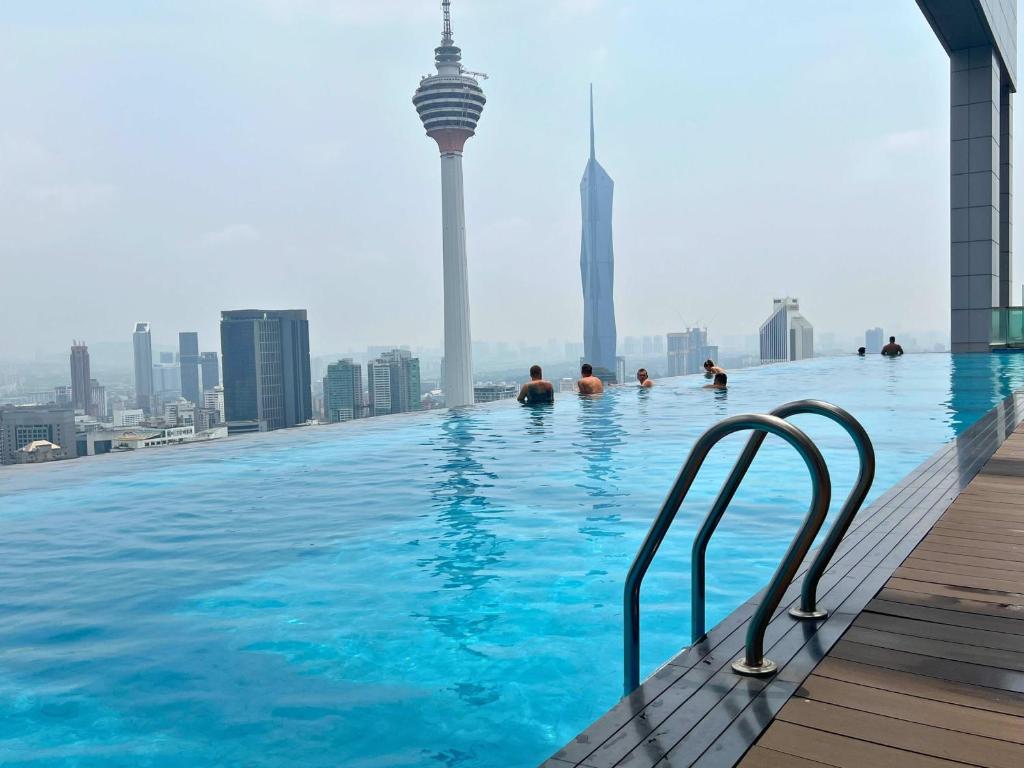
865, 327, 884, 354
324, 359, 364, 423
367, 350, 421, 416
133, 322, 154, 413
474, 383, 517, 403
220, 309, 312, 433
412, 0, 486, 406
54, 386, 72, 407
70, 341, 92, 414
760, 297, 814, 364
580, 86, 618, 382
113, 408, 145, 428
90, 380, 107, 420
203, 386, 225, 423
179, 332, 201, 405
667, 328, 719, 377
152, 363, 181, 402
200, 351, 220, 391
616, 356, 626, 385
159, 352, 175, 364
0, 404, 77, 465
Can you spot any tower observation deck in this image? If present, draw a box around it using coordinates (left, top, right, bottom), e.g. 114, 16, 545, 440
413, 1, 486, 154
412, 1, 486, 408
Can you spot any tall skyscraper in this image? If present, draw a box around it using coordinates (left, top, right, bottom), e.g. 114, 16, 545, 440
70, 341, 92, 414
179, 332, 201, 405
667, 329, 719, 376
200, 351, 220, 391
323, 359, 364, 422
132, 322, 154, 413
367, 350, 421, 416
760, 298, 814, 364
580, 85, 617, 382
220, 309, 312, 433
413, 0, 486, 407
865, 327, 884, 354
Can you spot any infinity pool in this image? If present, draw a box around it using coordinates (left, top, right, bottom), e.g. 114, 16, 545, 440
2, 353, 1023, 767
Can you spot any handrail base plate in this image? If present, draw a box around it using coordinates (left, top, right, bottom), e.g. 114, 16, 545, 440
789, 607, 828, 620
731, 658, 777, 677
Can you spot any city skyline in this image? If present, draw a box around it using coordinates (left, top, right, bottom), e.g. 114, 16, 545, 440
0, 1, 999, 361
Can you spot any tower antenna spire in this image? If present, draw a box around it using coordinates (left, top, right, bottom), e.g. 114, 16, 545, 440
589, 83, 596, 160
442, 0, 453, 45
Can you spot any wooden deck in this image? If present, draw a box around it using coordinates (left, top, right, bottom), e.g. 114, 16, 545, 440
543, 393, 1024, 768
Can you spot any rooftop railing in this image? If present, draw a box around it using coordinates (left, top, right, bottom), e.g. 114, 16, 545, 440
991, 307, 1024, 347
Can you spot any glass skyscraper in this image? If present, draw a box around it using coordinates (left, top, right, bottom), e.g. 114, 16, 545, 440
580, 86, 617, 382
323, 359, 364, 422
220, 309, 312, 433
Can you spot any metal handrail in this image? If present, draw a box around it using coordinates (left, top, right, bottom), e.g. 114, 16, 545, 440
692, 400, 874, 638
623, 413, 831, 695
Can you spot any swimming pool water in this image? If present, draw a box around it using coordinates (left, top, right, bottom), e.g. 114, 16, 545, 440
2, 353, 1023, 767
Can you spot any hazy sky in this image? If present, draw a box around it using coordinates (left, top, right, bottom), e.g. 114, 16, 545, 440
0, 1, 1012, 358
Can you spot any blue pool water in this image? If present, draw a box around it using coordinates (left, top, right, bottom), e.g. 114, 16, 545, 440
2, 353, 1024, 767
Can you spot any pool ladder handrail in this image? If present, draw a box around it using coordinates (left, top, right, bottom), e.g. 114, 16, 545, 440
623, 413, 832, 695
692, 400, 876, 640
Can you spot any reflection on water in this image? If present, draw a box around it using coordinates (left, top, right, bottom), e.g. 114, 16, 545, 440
522, 401, 554, 441
419, 410, 504, 647
575, 395, 627, 538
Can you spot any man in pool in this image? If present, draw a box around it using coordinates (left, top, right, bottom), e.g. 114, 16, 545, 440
881, 336, 904, 357
857, 347, 866, 356
517, 365, 555, 404
703, 359, 726, 377
703, 372, 728, 390
577, 363, 604, 395
636, 368, 653, 388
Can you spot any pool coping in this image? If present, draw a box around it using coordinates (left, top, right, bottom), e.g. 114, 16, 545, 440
541, 388, 1024, 768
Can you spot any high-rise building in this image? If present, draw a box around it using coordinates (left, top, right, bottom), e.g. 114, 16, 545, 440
132, 322, 154, 413
367, 350, 421, 416
200, 351, 220, 391
667, 329, 719, 376
323, 359, 364, 423
54, 386, 72, 407
474, 383, 517, 403
203, 386, 225, 423
413, 0, 486, 407
179, 332, 201, 405
580, 86, 618, 383
220, 309, 312, 433
623, 336, 641, 356
90, 380, 107, 420
0, 404, 78, 464
70, 341, 92, 414
152, 362, 182, 402
865, 327, 884, 354
760, 298, 814, 364
159, 352, 175, 364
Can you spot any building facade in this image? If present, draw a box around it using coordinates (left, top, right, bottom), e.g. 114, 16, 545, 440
0, 405, 78, 465
220, 309, 312, 433
200, 351, 220, 391
580, 86, 618, 383
915, 0, 1016, 350
865, 327, 885, 354
760, 297, 814, 364
667, 328, 719, 376
132, 322, 154, 413
474, 383, 517, 403
179, 332, 201, 405
70, 341, 92, 414
367, 350, 421, 416
412, 1, 486, 407
323, 358, 364, 422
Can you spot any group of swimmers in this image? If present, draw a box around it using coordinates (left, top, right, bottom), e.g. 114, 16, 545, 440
857, 336, 905, 357
516, 359, 728, 404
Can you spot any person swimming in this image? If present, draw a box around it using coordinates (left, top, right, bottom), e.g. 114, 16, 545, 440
881, 336, 904, 357
857, 347, 866, 356
703, 359, 726, 378
703, 372, 727, 390
636, 368, 653, 388
577, 363, 604, 395
517, 364, 555, 404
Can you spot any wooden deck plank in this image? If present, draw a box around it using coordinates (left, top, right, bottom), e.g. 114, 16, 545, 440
735, 747, 829, 768
776, 698, 1024, 767
864, 598, 1024, 636
756, 721, 968, 768
795, 674, 1024, 744
852, 612, 1024, 652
